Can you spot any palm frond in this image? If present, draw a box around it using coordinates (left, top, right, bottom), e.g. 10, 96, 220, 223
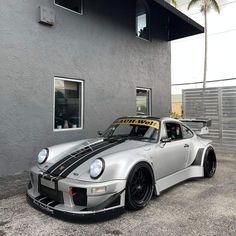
172, 0, 177, 8
187, 0, 220, 13
187, 0, 201, 10
210, 0, 220, 13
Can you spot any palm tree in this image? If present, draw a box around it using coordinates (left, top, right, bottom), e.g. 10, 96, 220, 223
187, 0, 220, 89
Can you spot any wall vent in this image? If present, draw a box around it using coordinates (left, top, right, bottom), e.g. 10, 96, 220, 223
39, 6, 55, 26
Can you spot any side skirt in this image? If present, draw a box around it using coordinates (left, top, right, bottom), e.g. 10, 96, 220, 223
155, 166, 204, 195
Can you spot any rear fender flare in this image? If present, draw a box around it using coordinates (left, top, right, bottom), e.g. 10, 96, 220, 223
201, 144, 216, 167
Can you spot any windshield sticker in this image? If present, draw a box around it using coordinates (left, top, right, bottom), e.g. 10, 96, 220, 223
114, 118, 159, 129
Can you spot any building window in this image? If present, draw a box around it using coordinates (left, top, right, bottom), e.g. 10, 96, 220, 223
136, 0, 150, 41
136, 88, 152, 115
54, 0, 83, 15
54, 77, 83, 131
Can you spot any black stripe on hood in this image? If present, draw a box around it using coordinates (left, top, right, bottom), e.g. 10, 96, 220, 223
59, 139, 125, 178
46, 141, 110, 176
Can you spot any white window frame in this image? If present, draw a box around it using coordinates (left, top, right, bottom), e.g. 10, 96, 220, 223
136, 87, 152, 116
54, 0, 83, 15
135, 0, 151, 42
53, 77, 84, 132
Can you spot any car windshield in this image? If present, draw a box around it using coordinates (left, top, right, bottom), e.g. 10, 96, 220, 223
103, 118, 160, 142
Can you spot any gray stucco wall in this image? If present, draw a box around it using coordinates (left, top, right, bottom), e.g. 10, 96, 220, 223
0, 0, 171, 176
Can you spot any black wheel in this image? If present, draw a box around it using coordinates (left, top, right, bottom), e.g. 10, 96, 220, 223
203, 147, 217, 178
125, 162, 154, 210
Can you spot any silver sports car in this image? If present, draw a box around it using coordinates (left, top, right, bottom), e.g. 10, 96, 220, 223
27, 116, 216, 219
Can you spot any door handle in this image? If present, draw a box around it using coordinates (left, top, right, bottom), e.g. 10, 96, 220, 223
184, 144, 189, 148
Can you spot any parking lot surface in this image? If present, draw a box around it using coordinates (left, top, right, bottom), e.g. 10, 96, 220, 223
0, 154, 235, 236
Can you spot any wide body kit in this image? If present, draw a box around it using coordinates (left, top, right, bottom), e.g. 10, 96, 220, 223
27, 117, 216, 218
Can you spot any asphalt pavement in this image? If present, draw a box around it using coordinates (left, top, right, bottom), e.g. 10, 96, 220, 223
0, 154, 235, 236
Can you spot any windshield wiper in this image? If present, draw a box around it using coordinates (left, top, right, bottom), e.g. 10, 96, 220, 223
104, 135, 129, 142
128, 136, 156, 141
104, 135, 156, 143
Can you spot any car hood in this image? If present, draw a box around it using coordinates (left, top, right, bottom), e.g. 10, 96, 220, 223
39, 138, 152, 179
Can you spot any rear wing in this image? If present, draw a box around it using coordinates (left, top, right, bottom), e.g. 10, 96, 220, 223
180, 118, 212, 135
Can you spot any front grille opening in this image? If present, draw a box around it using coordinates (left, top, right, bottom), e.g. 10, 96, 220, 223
35, 195, 60, 207
38, 185, 64, 204
107, 196, 121, 208
71, 187, 87, 206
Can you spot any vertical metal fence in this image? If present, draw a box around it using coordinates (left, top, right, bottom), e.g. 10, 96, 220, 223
183, 86, 236, 153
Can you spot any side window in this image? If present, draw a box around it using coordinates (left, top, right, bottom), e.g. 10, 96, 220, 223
165, 123, 183, 141
182, 126, 194, 139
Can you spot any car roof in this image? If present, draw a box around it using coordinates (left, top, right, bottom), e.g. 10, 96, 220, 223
117, 116, 182, 123
160, 117, 181, 122
117, 116, 161, 121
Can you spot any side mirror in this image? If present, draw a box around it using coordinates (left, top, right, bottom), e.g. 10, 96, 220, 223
160, 137, 171, 143
97, 131, 103, 136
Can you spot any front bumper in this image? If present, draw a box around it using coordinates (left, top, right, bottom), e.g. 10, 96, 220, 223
27, 168, 126, 218
26, 192, 125, 221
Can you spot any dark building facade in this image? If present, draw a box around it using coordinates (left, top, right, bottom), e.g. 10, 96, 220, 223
0, 0, 203, 176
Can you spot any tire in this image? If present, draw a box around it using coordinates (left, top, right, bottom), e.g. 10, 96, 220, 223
125, 162, 154, 210
203, 147, 217, 178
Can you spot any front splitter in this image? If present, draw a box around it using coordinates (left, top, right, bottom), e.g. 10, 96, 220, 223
26, 193, 125, 222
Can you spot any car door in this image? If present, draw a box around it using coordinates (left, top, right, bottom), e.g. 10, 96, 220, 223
152, 122, 190, 179
181, 124, 194, 166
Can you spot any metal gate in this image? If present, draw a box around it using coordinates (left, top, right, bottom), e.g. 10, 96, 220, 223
183, 86, 236, 153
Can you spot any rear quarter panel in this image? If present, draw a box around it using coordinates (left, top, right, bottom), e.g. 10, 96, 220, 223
187, 136, 212, 166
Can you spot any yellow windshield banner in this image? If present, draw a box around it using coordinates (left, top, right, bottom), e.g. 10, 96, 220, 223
113, 118, 159, 129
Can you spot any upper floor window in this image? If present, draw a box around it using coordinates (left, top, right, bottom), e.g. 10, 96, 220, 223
54, 0, 83, 15
136, 0, 150, 41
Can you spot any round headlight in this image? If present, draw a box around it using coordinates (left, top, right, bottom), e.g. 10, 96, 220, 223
90, 158, 105, 179
37, 148, 49, 164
